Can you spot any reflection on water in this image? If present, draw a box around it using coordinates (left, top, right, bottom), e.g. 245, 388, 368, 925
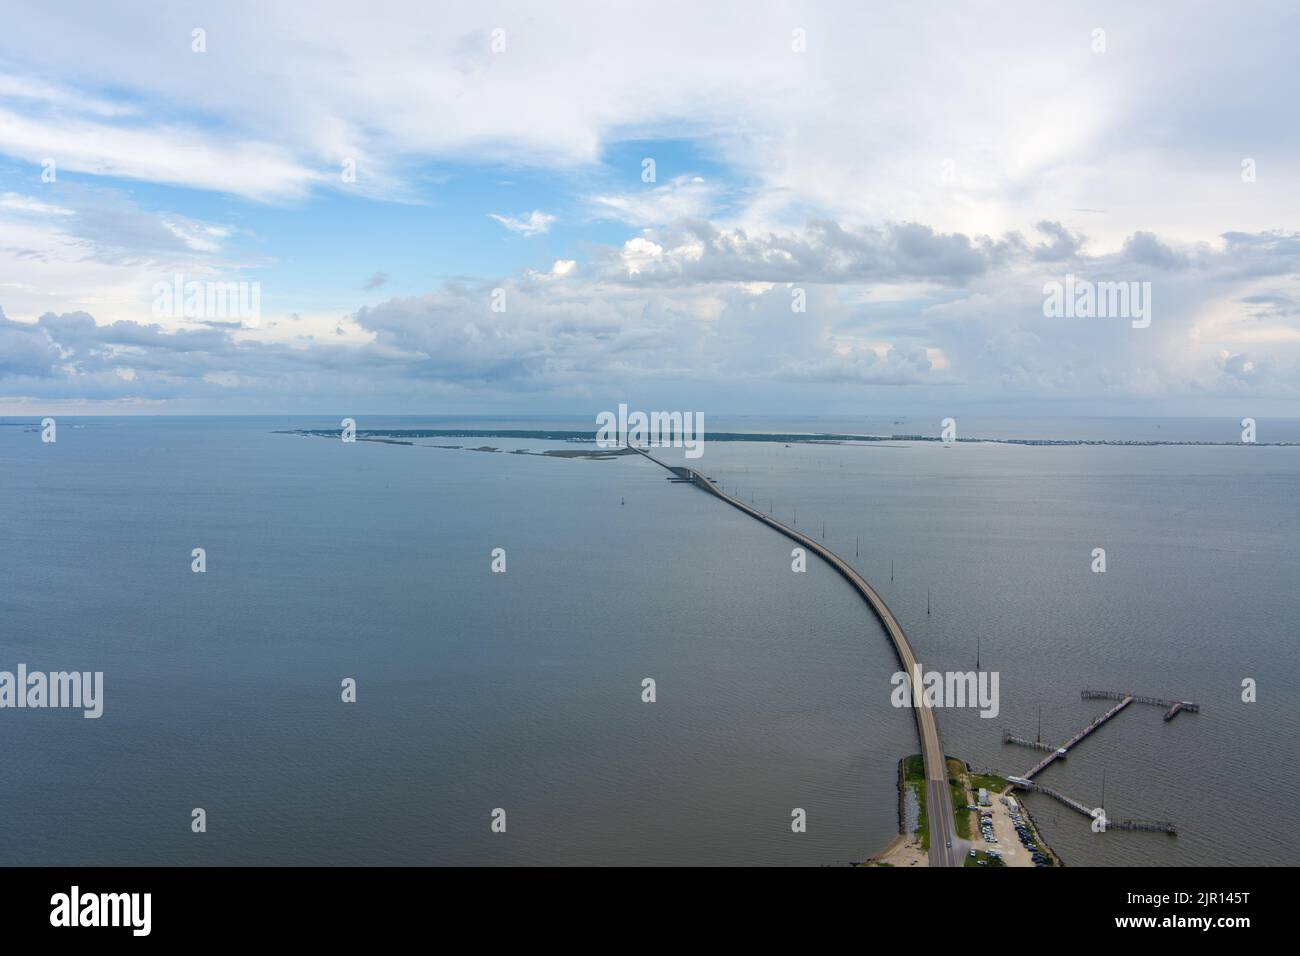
2, 416, 1295, 865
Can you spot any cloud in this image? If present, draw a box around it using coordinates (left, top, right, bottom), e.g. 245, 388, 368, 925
587, 176, 718, 227
363, 271, 390, 291
0, 307, 62, 378
1032, 221, 1085, 261
487, 210, 556, 237
0, 73, 134, 118
606, 219, 1015, 285
0, 106, 322, 201
0, 0, 1295, 242
1123, 231, 1191, 271
778, 346, 934, 386
5, 224, 1299, 413
2, 1, 1299, 413
1221, 352, 1259, 382
0, 192, 74, 216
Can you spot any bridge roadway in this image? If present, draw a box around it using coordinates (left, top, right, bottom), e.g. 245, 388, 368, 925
632, 447, 961, 867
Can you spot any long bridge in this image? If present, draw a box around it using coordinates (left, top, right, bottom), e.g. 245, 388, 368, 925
631, 446, 962, 867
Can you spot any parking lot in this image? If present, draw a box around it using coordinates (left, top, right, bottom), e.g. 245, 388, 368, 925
966, 795, 1055, 868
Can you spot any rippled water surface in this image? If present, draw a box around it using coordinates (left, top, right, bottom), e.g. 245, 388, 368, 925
2, 416, 1295, 865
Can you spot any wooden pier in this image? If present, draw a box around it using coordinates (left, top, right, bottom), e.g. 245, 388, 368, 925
1010, 688, 1202, 781
1081, 689, 1199, 721
1023, 696, 1133, 779
1002, 731, 1056, 752
999, 687, 1196, 835
1012, 782, 1176, 834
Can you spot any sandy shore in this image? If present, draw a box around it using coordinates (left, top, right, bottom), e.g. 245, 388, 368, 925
862, 833, 927, 867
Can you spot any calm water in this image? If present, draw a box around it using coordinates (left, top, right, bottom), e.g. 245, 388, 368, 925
0, 417, 904, 865
1, 416, 1296, 865
656, 428, 1300, 866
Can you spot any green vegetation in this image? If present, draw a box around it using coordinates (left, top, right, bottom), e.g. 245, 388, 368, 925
947, 758, 973, 840
904, 756, 1018, 856
964, 849, 1006, 868
899, 756, 1059, 866
902, 755, 929, 851
969, 771, 1010, 796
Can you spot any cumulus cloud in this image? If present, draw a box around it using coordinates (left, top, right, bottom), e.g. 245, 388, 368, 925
605, 219, 1018, 285
1123, 231, 1191, 271
1221, 352, 1259, 382
0, 307, 62, 378
1032, 221, 1085, 261
6, 223, 1298, 413
3, 0, 1299, 415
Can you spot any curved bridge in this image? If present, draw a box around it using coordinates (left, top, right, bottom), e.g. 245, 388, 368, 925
632, 447, 960, 866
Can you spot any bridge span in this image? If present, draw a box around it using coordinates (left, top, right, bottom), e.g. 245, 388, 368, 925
631, 447, 961, 866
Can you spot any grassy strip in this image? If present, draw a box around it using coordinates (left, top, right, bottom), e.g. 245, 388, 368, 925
964, 849, 1007, 868
969, 771, 1010, 796
902, 755, 929, 851
947, 758, 973, 840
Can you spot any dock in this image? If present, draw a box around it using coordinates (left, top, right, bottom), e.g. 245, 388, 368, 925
1013, 781, 1176, 834
1082, 690, 1200, 721
1012, 688, 1201, 781
1000, 687, 1197, 835
1023, 696, 1133, 780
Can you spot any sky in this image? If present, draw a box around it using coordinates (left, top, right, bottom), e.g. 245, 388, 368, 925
1, 0, 1298, 417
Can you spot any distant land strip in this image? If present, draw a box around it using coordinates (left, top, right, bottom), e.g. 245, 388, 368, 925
278, 428, 1298, 448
